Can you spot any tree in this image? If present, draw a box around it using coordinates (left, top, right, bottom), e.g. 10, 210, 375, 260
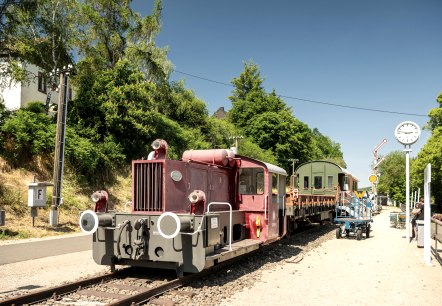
0, 0, 76, 87
427, 92, 442, 131
229, 61, 288, 128
126, 0, 172, 83
377, 151, 406, 204
311, 128, 346, 168
411, 91, 442, 211
157, 81, 208, 129
77, 0, 171, 83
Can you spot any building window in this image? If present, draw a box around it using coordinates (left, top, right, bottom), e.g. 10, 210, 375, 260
38, 72, 47, 93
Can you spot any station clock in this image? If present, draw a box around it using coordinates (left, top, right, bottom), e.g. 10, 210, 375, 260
394, 121, 421, 145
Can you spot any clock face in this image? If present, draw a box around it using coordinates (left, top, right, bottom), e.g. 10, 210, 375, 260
394, 121, 421, 145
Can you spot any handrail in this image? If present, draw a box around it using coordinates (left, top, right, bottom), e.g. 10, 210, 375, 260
264, 194, 268, 220
124, 201, 132, 213
207, 202, 232, 251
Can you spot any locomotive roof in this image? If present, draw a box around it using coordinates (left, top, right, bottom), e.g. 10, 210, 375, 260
296, 160, 358, 181
237, 155, 287, 176
263, 162, 288, 176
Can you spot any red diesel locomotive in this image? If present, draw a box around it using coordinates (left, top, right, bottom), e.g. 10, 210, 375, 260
80, 139, 356, 275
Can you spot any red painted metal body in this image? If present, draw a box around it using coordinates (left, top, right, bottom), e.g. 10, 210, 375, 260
130, 146, 285, 244
182, 149, 235, 167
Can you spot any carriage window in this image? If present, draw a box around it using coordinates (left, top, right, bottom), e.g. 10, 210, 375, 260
303, 176, 309, 189
314, 176, 322, 189
327, 176, 333, 188
239, 168, 264, 195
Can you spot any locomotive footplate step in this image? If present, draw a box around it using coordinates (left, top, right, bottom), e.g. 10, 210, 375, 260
205, 239, 262, 266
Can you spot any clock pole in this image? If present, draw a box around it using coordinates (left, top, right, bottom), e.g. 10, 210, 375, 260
404, 145, 412, 243
394, 120, 421, 243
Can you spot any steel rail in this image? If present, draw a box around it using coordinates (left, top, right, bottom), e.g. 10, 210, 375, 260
0, 268, 131, 306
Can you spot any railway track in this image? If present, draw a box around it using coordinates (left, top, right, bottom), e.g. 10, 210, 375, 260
0, 248, 262, 306
0, 267, 200, 306
0, 223, 331, 306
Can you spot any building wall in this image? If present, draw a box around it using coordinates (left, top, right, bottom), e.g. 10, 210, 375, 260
21, 63, 58, 108
0, 61, 60, 110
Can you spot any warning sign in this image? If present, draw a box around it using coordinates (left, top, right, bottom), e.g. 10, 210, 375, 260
369, 175, 378, 183
354, 191, 365, 199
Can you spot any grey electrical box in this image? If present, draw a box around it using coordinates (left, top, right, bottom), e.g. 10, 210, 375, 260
28, 182, 54, 207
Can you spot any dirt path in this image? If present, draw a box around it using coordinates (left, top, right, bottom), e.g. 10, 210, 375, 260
220, 206, 442, 306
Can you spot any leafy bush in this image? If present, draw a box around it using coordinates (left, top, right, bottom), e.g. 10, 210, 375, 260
0, 104, 54, 167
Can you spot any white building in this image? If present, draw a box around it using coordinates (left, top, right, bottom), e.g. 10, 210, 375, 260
0, 57, 65, 110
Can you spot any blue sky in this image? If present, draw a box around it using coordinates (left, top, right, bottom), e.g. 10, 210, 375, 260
133, 0, 442, 187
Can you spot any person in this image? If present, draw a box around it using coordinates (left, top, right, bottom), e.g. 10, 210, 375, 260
411, 198, 424, 240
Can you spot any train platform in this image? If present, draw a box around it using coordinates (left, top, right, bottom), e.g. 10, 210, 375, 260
220, 205, 442, 306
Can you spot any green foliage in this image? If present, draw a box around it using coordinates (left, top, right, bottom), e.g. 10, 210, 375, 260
1, 0, 76, 85
427, 92, 442, 131
0, 100, 13, 126
409, 92, 442, 211
126, 0, 172, 83
229, 62, 288, 128
311, 128, 347, 168
238, 139, 277, 164
0, 105, 54, 166
377, 151, 406, 203
78, 0, 133, 69
158, 81, 209, 129
411, 127, 442, 210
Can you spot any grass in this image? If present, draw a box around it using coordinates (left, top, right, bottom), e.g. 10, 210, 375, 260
0, 165, 132, 241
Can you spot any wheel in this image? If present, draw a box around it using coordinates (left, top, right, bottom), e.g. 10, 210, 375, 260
336, 227, 342, 239
366, 226, 370, 238
356, 229, 363, 240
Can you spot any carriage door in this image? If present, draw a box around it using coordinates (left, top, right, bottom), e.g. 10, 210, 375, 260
312, 163, 324, 195
268, 173, 280, 239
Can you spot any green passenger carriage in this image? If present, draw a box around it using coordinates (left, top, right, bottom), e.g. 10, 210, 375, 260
286, 160, 358, 227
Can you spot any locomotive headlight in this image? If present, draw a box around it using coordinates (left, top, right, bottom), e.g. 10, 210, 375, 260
170, 170, 183, 182
152, 139, 161, 150
91, 191, 103, 203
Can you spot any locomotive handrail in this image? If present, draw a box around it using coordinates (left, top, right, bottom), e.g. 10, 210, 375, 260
264, 194, 268, 220
124, 201, 132, 212
207, 202, 232, 251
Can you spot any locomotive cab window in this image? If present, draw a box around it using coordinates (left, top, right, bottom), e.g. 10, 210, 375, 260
314, 176, 322, 189
239, 168, 264, 195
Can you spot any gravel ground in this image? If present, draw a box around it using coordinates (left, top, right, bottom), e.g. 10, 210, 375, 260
1, 206, 441, 305
219, 206, 442, 306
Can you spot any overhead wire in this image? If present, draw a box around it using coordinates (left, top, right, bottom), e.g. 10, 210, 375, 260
174, 69, 428, 117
